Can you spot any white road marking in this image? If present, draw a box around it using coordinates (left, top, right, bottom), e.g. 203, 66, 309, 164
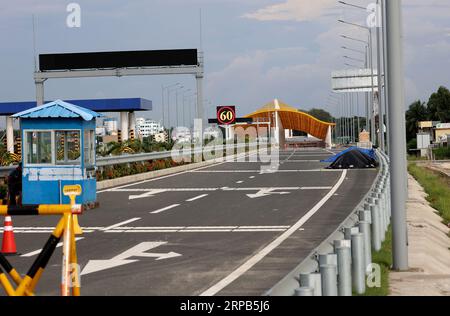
98, 150, 261, 194
236, 181, 244, 184
246, 188, 290, 199
21, 237, 85, 257
249, 176, 256, 179
4, 225, 291, 234
129, 189, 168, 200
186, 194, 209, 202
191, 169, 340, 173
81, 242, 182, 276
106, 226, 291, 233
200, 169, 348, 296
100, 218, 141, 231
151, 204, 180, 214
97, 160, 231, 194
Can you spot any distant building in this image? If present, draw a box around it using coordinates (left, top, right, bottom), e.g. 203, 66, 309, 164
435, 123, 450, 143
103, 118, 118, 135
96, 127, 106, 137
136, 118, 164, 138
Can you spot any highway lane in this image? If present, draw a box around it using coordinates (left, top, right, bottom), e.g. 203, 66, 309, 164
3, 148, 377, 296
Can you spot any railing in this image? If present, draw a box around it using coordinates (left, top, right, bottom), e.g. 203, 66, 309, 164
0, 142, 260, 177
265, 149, 391, 296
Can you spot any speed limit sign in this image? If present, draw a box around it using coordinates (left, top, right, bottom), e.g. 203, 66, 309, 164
217, 106, 236, 125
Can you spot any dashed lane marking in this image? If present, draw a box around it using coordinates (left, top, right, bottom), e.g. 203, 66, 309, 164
186, 194, 209, 202
150, 204, 180, 214
100, 218, 141, 231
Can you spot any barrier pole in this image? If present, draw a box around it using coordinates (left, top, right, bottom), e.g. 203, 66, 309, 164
0, 270, 16, 296
27, 217, 66, 294
61, 214, 73, 296
70, 215, 80, 296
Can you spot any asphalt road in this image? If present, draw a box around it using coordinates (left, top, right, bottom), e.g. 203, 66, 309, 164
3, 148, 377, 296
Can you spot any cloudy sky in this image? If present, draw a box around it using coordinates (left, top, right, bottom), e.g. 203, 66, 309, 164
1, 0, 449, 125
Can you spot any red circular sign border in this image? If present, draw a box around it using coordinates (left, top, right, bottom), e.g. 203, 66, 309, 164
217, 106, 236, 125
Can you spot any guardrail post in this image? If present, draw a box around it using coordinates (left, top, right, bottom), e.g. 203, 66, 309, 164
344, 227, 359, 240
319, 254, 337, 268
375, 197, 386, 242
359, 206, 372, 223
295, 287, 314, 296
334, 240, 352, 296
299, 273, 322, 296
370, 204, 382, 251
358, 220, 372, 275
320, 264, 338, 296
351, 232, 366, 294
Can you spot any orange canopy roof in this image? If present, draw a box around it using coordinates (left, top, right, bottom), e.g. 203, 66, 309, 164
245, 100, 335, 140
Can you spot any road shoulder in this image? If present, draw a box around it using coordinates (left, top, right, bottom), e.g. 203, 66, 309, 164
389, 174, 450, 296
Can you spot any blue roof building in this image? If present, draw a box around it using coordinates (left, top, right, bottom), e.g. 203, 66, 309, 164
14, 100, 102, 206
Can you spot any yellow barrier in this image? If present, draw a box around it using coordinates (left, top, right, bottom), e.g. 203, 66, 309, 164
0, 186, 83, 296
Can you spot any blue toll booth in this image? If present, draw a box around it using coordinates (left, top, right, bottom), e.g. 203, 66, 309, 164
12, 100, 103, 205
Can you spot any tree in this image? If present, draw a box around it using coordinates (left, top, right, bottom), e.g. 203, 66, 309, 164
307, 108, 334, 123
427, 86, 450, 122
405, 100, 428, 143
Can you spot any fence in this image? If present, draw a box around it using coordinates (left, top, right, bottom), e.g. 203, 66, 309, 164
266, 149, 391, 296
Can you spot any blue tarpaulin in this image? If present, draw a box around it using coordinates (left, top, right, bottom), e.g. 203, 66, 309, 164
321, 147, 377, 163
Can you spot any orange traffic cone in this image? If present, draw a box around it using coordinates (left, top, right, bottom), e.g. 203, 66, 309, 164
1, 216, 17, 255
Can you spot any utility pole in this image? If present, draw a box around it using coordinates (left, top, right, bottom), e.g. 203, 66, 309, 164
386, 0, 409, 271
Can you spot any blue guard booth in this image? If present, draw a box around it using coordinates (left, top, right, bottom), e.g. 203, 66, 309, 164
12, 100, 103, 205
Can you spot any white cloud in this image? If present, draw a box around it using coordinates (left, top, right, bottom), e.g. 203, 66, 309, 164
243, 0, 337, 22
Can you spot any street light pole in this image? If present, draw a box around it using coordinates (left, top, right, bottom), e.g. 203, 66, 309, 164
382, 0, 390, 154
339, 19, 376, 144
386, 0, 409, 271
376, 0, 385, 151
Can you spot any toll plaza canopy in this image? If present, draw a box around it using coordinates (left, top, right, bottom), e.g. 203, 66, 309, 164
245, 100, 336, 140
0, 98, 152, 116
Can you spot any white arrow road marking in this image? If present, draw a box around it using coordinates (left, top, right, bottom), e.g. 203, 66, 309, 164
246, 188, 291, 199
129, 189, 167, 200
21, 237, 85, 257
81, 242, 182, 276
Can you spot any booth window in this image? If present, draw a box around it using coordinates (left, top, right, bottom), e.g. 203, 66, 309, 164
55, 131, 81, 165
84, 130, 95, 166
25, 131, 52, 164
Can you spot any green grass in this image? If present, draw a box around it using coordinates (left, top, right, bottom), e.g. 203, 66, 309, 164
408, 163, 450, 225
359, 226, 393, 296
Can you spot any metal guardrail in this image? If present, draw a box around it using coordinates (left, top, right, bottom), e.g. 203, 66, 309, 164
265, 149, 391, 296
0, 143, 259, 176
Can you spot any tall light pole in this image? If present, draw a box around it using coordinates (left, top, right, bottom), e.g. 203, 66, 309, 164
162, 83, 181, 128
339, 0, 386, 150
386, 0, 409, 271
341, 35, 370, 131
339, 19, 376, 145
168, 85, 184, 128
376, 0, 386, 151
